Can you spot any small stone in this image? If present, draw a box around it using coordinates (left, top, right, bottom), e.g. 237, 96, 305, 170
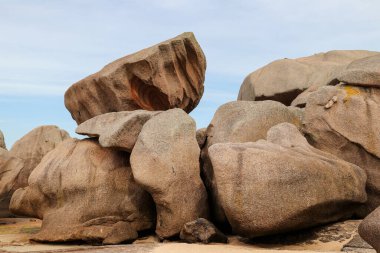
180, 218, 227, 244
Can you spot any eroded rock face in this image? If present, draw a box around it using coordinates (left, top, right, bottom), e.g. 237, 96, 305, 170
10, 138, 155, 244
238, 50, 379, 105
130, 109, 208, 239
65, 32, 206, 124
76, 110, 160, 152
0, 130, 6, 149
180, 218, 227, 244
337, 54, 380, 87
359, 207, 380, 252
0, 148, 24, 217
208, 123, 367, 238
9, 125, 70, 189
302, 85, 380, 215
201, 101, 302, 224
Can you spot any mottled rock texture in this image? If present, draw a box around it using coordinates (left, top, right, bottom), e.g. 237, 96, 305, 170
10, 138, 155, 244
209, 123, 367, 238
76, 110, 160, 152
65, 32, 206, 124
238, 50, 378, 105
359, 207, 380, 253
180, 218, 227, 244
201, 101, 301, 224
302, 85, 380, 216
130, 109, 208, 239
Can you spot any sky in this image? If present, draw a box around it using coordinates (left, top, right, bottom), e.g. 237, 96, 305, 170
1, 0, 380, 148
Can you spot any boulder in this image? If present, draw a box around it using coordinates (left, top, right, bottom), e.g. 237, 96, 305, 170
196, 128, 207, 148
0, 130, 6, 149
10, 138, 155, 244
130, 109, 208, 238
302, 85, 380, 215
9, 125, 70, 189
201, 101, 302, 223
208, 123, 367, 238
0, 148, 24, 217
180, 218, 227, 244
359, 207, 380, 252
76, 110, 160, 152
238, 50, 378, 105
337, 54, 380, 87
65, 32, 206, 124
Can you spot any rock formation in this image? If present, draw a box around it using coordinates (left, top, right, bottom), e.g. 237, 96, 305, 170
196, 128, 207, 148
359, 206, 380, 252
208, 123, 367, 238
238, 50, 378, 105
10, 138, 155, 244
180, 218, 227, 244
0, 130, 6, 149
76, 110, 160, 151
9, 125, 70, 189
65, 32, 206, 124
302, 85, 380, 215
201, 101, 302, 224
130, 109, 208, 239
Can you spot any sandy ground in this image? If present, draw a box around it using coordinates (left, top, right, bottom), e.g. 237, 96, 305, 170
0, 218, 374, 253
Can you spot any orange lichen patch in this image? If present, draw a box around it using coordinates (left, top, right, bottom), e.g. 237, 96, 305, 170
342, 86, 360, 102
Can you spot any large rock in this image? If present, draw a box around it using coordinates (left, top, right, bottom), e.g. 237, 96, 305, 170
179, 218, 227, 244
10, 138, 155, 244
238, 50, 378, 105
0, 148, 24, 217
201, 101, 302, 223
65, 32, 206, 124
302, 85, 380, 215
9, 125, 70, 189
76, 110, 160, 152
208, 123, 367, 238
359, 207, 380, 252
0, 130, 6, 149
337, 54, 380, 87
130, 109, 208, 238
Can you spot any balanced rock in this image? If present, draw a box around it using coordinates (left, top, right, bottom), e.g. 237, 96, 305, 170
0, 148, 24, 217
302, 85, 380, 215
238, 50, 378, 105
201, 101, 302, 223
0, 130, 5, 149
337, 54, 380, 87
76, 110, 160, 151
130, 109, 208, 238
65, 32, 206, 124
208, 123, 367, 238
180, 218, 227, 244
9, 125, 70, 189
359, 207, 380, 252
10, 138, 155, 244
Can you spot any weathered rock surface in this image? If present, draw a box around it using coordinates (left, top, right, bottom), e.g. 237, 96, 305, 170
302, 85, 380, 215
180, 218, 227, 244
76, 110, 160, 152
0, 130, 6, 149
130, 109, 208, 239
9, 125, 70, 189
359, 207, 380, 252
337, 54, 380, 87
208, 123, 367, 238
10, 138, 155, 244
238, 50, 378, 105
201, 101, 302, 223
0, 148, 24, 217
65, 32, 206, 124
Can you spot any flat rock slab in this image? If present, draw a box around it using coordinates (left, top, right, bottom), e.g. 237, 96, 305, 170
0, 219, 363, 253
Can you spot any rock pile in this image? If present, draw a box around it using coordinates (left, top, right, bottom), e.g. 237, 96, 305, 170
3, 33, 380, 247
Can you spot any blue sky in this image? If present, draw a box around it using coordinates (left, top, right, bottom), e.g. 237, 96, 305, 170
1, 0, 380, 147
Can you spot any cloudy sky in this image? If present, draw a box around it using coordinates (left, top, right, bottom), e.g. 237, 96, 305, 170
1, 0, 380, 147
